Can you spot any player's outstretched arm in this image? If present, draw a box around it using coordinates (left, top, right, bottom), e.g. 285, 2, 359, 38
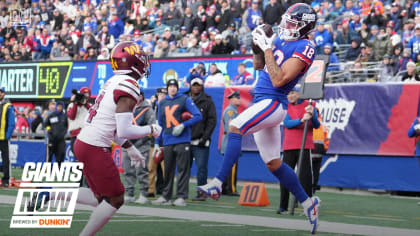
115, 97, 161, 139
264, 50, 307, 88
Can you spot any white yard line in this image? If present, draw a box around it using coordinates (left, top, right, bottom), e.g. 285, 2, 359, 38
1, 194, 420, 236
343, 215, 406, 222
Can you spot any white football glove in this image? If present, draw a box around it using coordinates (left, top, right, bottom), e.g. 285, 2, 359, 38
151, 144, 160, 158
126, 145, 146, 168
172, 123, 185, 136
252, 26, 276, 52
150, 124, 162, 138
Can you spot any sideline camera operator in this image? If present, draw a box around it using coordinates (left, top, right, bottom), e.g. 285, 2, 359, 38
67, 87, 92, 152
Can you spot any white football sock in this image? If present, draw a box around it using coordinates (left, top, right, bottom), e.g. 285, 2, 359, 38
50, 187, 98, 207
301, 197, 312, 209
79, 200, 117, 236
77, 187, 99, 207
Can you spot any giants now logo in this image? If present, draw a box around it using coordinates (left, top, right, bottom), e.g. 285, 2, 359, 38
317, 98, 356, 139
10, 162, 83, 228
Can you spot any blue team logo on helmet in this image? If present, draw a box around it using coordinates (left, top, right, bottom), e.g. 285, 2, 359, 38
279, 3, 317, 41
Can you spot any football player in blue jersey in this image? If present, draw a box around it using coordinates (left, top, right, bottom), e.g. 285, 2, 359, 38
197, 3, 321, 234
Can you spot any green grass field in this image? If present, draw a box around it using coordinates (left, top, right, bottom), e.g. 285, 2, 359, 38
0, 167, 418, 235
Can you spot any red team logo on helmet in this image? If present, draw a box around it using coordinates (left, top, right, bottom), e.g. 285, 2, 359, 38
110, 41, 150, 79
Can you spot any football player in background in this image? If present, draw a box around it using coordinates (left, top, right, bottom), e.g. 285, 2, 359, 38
73, 41, 162, 235
197, 3, 321, 234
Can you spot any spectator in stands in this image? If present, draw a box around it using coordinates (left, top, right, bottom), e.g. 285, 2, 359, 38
402, 19, 415, 47
30, 109, 44, 138
108, 11, 124, 40
154, 39, 169, 58
179, 7, 195, 33
49, 41, 61, 60
1, 22, 16, 42
388, 3, 402, 34
349, 11, 362, 33
96, 25, 115, 51
167, 41, 178, 57
241, 1, 262, 32
52, 9, 64, 31
365, 5, 386, 28
222, 22, 240, 51
263, 0, 283, 26
152, 79, 202, 207
334, 20, 357, 45
355, 43, 368, 63
230, 63, 254, 85
323, 43, 340, 72
378, 54, 395, 82
35, 28, 55, 60
408, 24, 420, 61
97, 47, 109, 60
204, 63, 226, 87
345, 38, 361, 61
343, 0, 359, 14
327, 0, 343, 22
75, 26, 98, 59
395, 48, 412, 74
44, 101, 68, 168
123, 88, 155, 204
0, 8, 8, 28
206, 5, 219, 30
87, 47, 97, 60
15, 107, 29, 135
391, 45, 403, 74
349, 62, 368, 82
186, 62, 206, 84
218, 1, 232, 32
373, 27, 392, 61
0, 90, 15, 187
199, 32, 211, 55
163, 1, 182, 27
279, 86, 320, 214
211, 34, 233, 55
315, 21, 333, 55
401, 61, 420, 82
187, 77, 217, 201
186, 36, 203, 56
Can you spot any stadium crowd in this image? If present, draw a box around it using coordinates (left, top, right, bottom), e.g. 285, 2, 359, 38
0, 0, 417, 83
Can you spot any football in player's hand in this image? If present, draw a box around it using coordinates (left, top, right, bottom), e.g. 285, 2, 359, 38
251, 24, 274, 55
182, 111, 193, 121
153, 147, 164, 164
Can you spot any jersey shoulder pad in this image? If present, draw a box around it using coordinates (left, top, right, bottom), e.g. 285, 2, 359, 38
292, 40, 316, 66
113, 77, 140, 104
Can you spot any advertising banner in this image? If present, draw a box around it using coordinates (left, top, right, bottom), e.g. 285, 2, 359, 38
218, 84, 420, 156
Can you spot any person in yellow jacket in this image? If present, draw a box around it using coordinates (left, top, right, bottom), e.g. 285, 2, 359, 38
312, 109, 329, 194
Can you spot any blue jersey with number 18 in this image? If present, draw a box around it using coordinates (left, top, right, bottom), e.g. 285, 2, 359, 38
253, 37, 316, 108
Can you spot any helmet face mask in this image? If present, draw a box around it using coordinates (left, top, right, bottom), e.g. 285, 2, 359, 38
279, 3, 317, 41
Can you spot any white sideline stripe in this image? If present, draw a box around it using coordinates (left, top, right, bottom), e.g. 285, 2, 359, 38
200, 224, 244, 227
251, 229, 296, 232
19, 183, 80, 187
72, 219, 188, 223
187, 202, 235, 208
0, 195, 420, 236
343, 215, 406, 222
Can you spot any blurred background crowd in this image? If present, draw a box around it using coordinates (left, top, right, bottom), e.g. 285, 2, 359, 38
0, 0, 418, 82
